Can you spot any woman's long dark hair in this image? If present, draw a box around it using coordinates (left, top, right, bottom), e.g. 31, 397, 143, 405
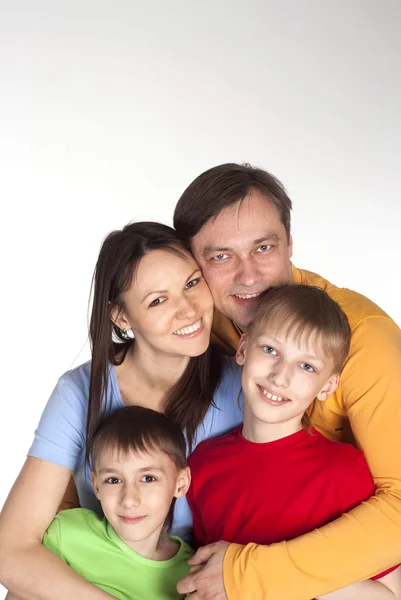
86, 221, 224, 462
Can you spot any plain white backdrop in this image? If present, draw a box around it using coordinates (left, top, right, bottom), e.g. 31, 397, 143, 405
0, 1, 400, 596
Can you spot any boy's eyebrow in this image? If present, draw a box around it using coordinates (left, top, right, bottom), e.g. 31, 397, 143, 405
137, 466, 165, 473
98, 468, 121, 474
298, 353, 326, 364
202, 234, 281, 257
97, 466, 165, 474
141, 268, 201, 303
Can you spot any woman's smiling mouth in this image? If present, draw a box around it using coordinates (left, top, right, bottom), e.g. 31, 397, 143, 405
173, 318, 203, 337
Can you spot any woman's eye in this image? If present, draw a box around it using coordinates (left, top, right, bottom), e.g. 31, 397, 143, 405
149, 297, 166, 308
301, 363, 315, 372
141, 475, 156, 483
262, 346, 277, 355
106, 477, 121, 484
185, 277, 200, 290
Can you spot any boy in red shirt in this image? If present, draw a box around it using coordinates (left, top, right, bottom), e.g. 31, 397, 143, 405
187, 284, 401, 599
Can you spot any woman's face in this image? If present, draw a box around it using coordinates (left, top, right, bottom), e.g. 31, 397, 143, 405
117, 249, 213, 358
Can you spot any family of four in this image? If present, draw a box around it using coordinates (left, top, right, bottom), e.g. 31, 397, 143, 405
0, 163, 400, 600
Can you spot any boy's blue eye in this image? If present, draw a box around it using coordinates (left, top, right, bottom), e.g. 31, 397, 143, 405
301, 363, 315, 372
262, 346, 277, 355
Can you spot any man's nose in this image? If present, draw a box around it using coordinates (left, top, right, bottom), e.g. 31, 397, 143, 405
233, 257, 262, 288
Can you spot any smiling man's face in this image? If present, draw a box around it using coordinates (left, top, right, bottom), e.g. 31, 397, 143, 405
191, 191, 294, 331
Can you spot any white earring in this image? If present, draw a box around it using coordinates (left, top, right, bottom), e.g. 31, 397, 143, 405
122, 328, 135, 340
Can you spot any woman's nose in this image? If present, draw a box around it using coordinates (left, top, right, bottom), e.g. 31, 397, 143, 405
176, 296, 197, 321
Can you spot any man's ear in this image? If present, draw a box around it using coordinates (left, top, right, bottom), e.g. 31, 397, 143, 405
91, 471, 101, 500
288, 234, 293, 260
317, 373, 340, 402
109, 303, 131, 332
236, 333, 248, 366
174, 467, 191, 499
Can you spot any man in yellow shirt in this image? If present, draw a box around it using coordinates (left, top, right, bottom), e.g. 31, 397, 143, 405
174, 163, 401, 600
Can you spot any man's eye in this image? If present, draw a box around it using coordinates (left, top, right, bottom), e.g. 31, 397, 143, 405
212, 254, 228, 261
257, 244, 271, 253
301, 363, 315, 372
185, 277, 200, 289
106, 477, 121, 484
149, 297, 166, 308
141, 475, 156, 483
262, 346, 277, 355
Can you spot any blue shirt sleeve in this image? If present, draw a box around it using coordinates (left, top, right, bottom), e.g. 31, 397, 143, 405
28, 375, 88, 471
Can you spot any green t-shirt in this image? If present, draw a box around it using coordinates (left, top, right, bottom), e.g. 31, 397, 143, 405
43, 509, 193, 600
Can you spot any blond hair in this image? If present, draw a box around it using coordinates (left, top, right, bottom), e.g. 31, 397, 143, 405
250, 285, 351, 373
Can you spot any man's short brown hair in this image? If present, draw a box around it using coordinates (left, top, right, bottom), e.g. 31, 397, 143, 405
174, 163, 292, 243
250, 285, 351, 373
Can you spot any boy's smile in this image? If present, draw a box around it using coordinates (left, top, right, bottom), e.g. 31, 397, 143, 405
258, 384, 290, 405
236, 324, 339, 443
119, 515, 147, 525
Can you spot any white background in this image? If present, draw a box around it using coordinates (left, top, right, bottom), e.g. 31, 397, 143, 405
0, 1, 400, 596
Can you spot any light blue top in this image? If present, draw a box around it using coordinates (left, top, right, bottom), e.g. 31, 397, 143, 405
28, 357, 243, 541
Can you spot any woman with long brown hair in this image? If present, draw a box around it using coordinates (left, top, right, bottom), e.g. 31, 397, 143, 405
0, 222, 243, 600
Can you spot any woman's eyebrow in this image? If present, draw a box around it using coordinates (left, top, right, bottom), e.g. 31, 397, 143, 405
185, 268, 201, 283
141, 288, 168, 303
141, 269, 201, 303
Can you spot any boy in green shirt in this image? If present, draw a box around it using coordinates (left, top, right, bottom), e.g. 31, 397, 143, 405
43, 406, 192, 600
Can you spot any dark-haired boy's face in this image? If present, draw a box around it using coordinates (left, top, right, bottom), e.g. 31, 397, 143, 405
91, 447, 189, 557
191, 192, 293, 331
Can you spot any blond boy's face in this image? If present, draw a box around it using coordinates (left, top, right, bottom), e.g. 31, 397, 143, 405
91, 447, 189, 555
236, 323, 339, 439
